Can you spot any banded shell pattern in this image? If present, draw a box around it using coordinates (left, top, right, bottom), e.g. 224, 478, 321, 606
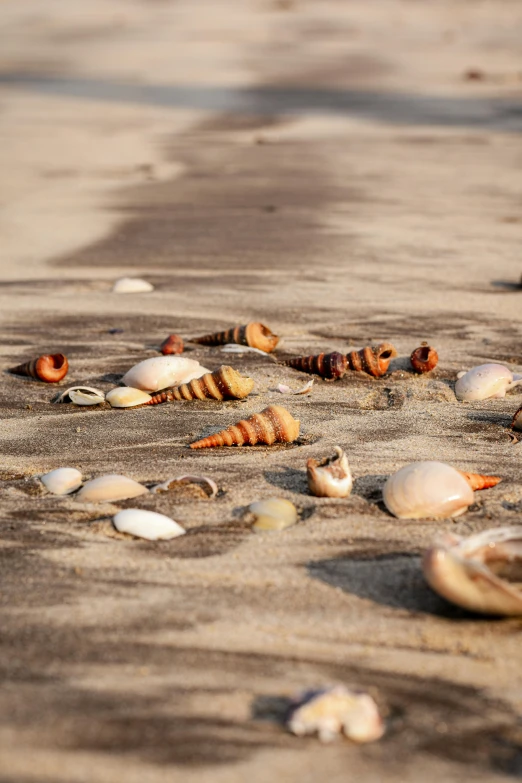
9, 353, 69, 383
145, 366, 254, 404
190, 404, 300, 449
192, 322, 279, 353
283, 352, 347, 380
346, 343, 397, 378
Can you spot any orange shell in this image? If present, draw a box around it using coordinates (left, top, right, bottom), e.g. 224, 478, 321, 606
9, 353, 69, 383
410, 345, 439, 374
190, 404, 299, 448
346, 343, 397, 378
146, 366, 254, 404
192, 322, 279, 353
160, 334, 184, 355
458, 471, 502, 491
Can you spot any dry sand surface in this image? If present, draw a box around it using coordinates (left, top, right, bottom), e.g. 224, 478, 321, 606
1, 0, 522, 781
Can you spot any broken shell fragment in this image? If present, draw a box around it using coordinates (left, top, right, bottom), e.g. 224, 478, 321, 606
249, 498, 298, 531
287, 686, 384, 744
106, 387, 152, 408
112, 277, 154, 293
113, 509, 185, 541
76, 474, 148, 503
283, 352, 347, 380
307, 446, 353, 498
277, 379, 314, 395
511, 404, 522, 431
190, 404, 299, 449
122, 356, 209, 392
346, 343, 397, 377
145, 366, 254, 404
152, 475, 218, 498
410, 344, 439, 374
383, 461, 474, 519
221, 344, 272, 357
160, 334, 184, 355
192, 322, 279, 353
455, 363, 522, 401
9, 354, 69, 383
41, 467, 83, 495
423, 527, 522, 615
53, 386, 105, 405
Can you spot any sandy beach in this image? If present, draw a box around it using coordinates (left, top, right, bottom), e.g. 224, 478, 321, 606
1, 1, 522, 780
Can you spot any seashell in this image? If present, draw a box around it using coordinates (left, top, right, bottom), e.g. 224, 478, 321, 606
122, 356, 209, 392
307, 446, 352, 498
112, 277, 154, 293
383, 461, 474, 519
455, 363, 522, 401
152, 475, 218, 498
346, 342, 397, 377
249, 498, 298, 531
277, 379, 314, 395
190, 404, 300, 449
423, 527, 522, 615
76, 474, 148, 503
287, 686, 384, 744
410, 344, 439, 374
106, 387, 152, 408
192, 322, 279, 353
9, 353, 69, 383
53, 386, 105, 405
113, 509, 185, 540
160, 334, 184, 355
458, 471, 501, 491
41, 467, 82, 495
145, 366, 254, 404
221, 344, 272, 357
511, 404, 522, 431
283, 352, 348, 380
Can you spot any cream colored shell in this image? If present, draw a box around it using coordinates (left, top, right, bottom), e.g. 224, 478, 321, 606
106, 387, 152, 408
455, 363, 522, 401
113, 509, 185, 540
122, 356, 209, 392
41, 467, 83, 495
76, 474, 148, 503
383, 461, 474, 520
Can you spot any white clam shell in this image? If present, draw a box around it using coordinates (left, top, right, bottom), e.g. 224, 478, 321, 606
54, 386, 105, 405
106, 387, 152, 408
113, 509, 185, 541
287, 686, 384, 744
152, 475, 218, 498
112, 277, 154, 293
383, 461, 474, 520
423, 527, 522, 615
76, 474, 148, 503
455, 363, 522, 401
41, 467, 83, 495
307, 446, 352, 498
122, 356, 209, 392
249, 498, 298, 531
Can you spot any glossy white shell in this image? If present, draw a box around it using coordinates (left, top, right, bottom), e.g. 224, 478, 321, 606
106, 387, 152, 408
307, 446, 352, 498
287, 686, 384, 743
76, 474, 148, 503
383, 461, 474, 520
423, 527, 522, 615
54, 386, 105, 405
455, 364, 521, 401
122, 356, 209, 392
249, 498, 298, 531
41, 467, 83, 495
112, 277, 154, 293
113, 509, 185, 540
152, 475, 218, 498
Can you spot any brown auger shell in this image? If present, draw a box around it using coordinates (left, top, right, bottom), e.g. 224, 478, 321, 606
191, 322, 279, 353
190, 404, 299, 448
146, 366, 254, 404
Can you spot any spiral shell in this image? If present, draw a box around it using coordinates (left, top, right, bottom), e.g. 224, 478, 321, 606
410, 344, 439, 374
192, 322, 279, 353
9, 353, 69, 383
307, 446, 353, 498
455, 364, 522, 401
287, 686, 384, 744
423, 527, 522, 615
146, 366, 254, 404
282, 352, 347, 380
383, 461, 474, 520
346, 343, 397, 377
190, 404, 299, 449
160, 334, 184, 355
512, 404, 522, 431
458, 471, 501, 491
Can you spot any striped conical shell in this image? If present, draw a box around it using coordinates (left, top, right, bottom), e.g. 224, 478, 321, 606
8, 353, 69, 383
160, 334, 184, 355
146, 366, 254, 404
410, 344, 438, 374
192, 322, 279, 353
346, 343, 397, 377
190, 404, 299, 449
282, 351, 347, 380
458, 471, 502, 491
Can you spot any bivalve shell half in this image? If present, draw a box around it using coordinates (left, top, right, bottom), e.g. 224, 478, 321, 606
287, 686, 384, 744
106, 387, 152, 408
54, 386, 106, 405
41, 467, 83, 495
152, 475, 218, 498
113, 509, 185, 541
383, 461, 474, 520
249, 498, 298, 531
455, 363, 522, 401
122, 356, 209, 392
76, 474, 148, 503
112, 277, 154, 293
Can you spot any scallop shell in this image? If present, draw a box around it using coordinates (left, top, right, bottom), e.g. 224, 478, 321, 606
112, 277, 154, 293
113, 509, 185, 540
287, 686, 384, 743
423, 527, 522, 615
249, 498, 298, 531
192, 322, 279, 353
190, 404, 300, 449
383, 461, 474, 519
76, 474, 148, 503
41, 467, 83, 495
9, 354, 69, 383
106, 387, 152, 408
122, 356, 209, 392
307, 446, 353, 498
152, 475, 218, 498
145, 366, 254, 404
455, 363, 522, 401
53, 386, 105, 405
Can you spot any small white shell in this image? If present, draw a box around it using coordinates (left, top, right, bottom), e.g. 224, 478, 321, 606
113, 509, 185, 540
455, 364, 522, 401
249, 498, 298, 531
41, 467, 83, 495
112, 277, 154, 293
122, 356, 209, 392
423, 527, 522, 615
76, 474, 148, 503
277, 379, 314, 395
152, 475, 218, 498
383, 461, 474, 520
106, 387, 152, 408
307, 446, 352, 498
221, 343, 272, 356
287, 686, 384, 744
53, 386, 106, 405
